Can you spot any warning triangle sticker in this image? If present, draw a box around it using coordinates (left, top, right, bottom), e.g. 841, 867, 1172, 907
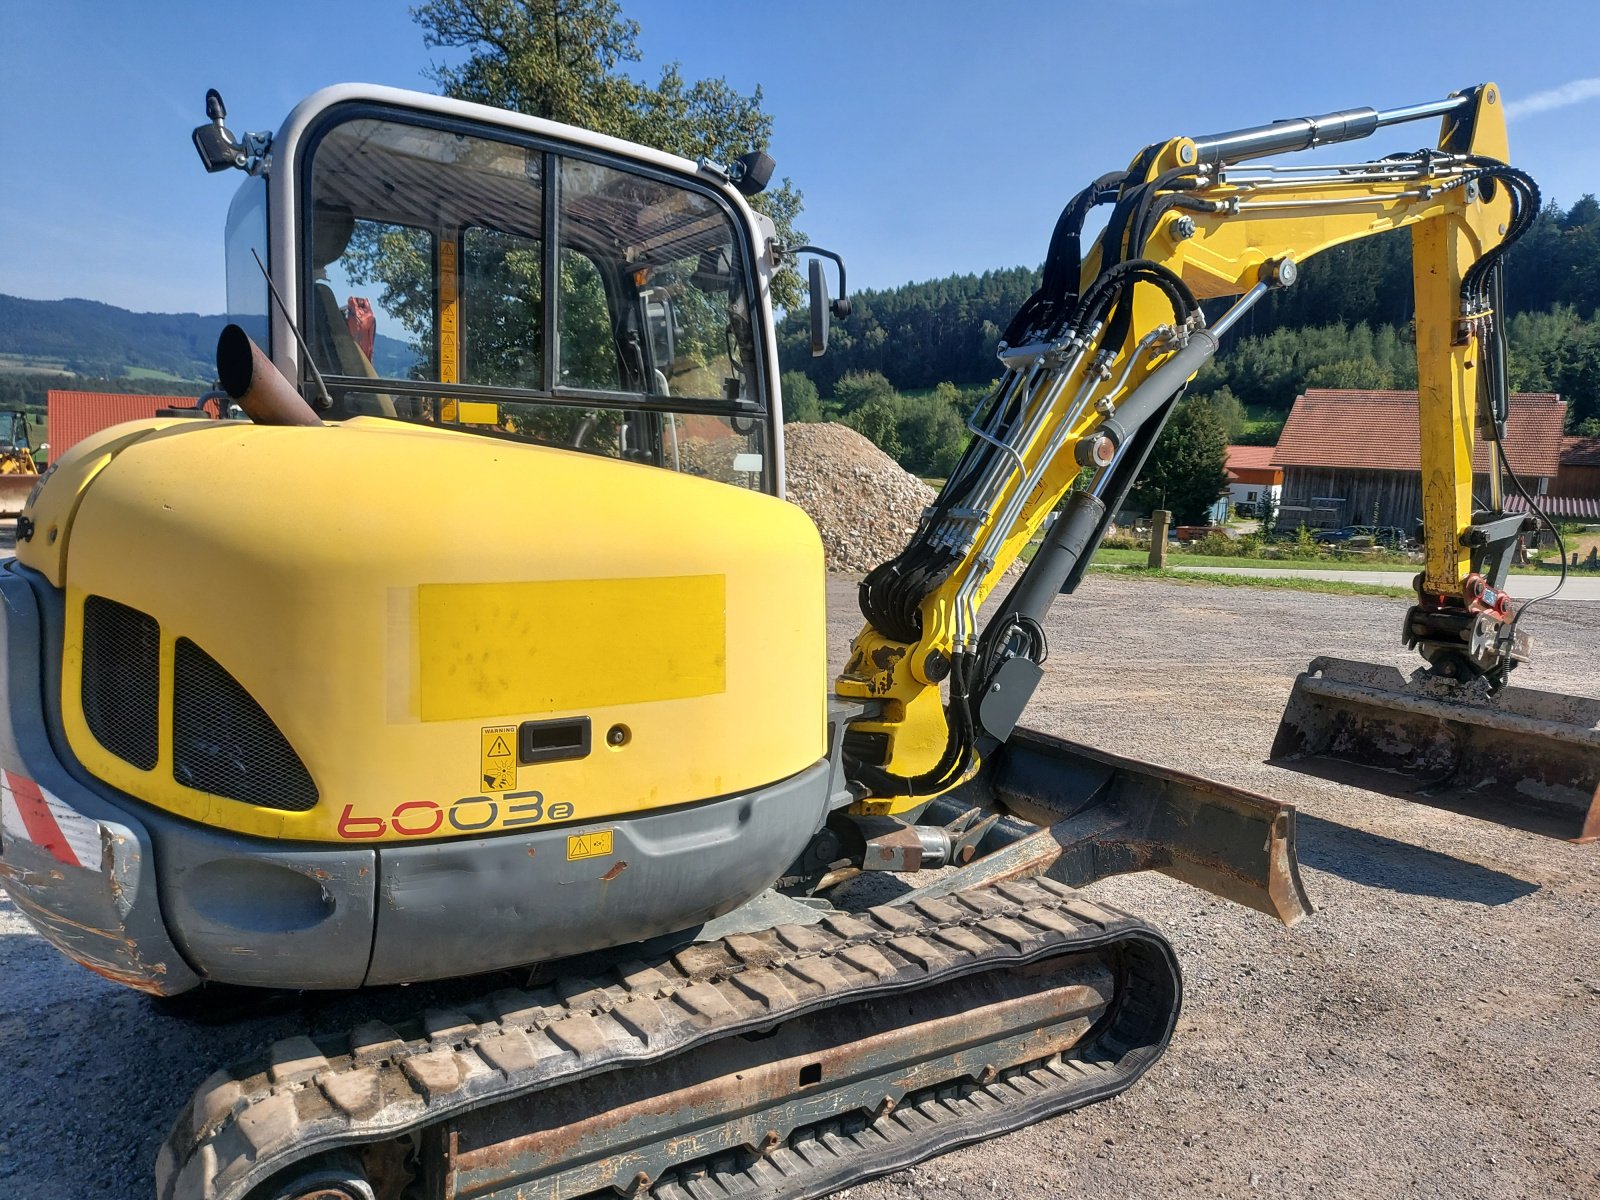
488, 736, 511, 758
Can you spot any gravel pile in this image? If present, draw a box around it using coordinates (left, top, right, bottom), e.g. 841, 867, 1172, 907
783, 423, 935, 572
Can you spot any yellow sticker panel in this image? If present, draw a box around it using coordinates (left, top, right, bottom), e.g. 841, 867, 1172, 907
418, 575, 726, 722
439, 239, 459, 384
457, 401, 499, 425
567, 830, 613, 860
480, 724, 516, 792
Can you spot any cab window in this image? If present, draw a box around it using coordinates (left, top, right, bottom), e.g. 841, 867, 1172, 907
303, 110, 768, 490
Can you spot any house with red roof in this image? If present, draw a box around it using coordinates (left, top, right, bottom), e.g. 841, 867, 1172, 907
1223, 445, 1282, 517
46, 390, 209, 459
1270, 389, 1566, 532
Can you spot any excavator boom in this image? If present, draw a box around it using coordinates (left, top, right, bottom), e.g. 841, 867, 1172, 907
835, 83, 1598, 839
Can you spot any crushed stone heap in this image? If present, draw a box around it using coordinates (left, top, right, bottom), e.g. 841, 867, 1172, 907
782, 422, 936, 573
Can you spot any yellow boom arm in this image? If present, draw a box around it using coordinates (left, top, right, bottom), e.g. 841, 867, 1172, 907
838, 84, 1534, 811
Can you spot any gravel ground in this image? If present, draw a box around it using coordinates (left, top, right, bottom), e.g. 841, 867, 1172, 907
1, 574, 1597, 1198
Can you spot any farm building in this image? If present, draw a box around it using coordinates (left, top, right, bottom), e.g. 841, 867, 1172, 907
1551, 435, 1600, 505
46, 390, 209, 458
1224, 445, 1282, 517
1270, 389, 1566, 532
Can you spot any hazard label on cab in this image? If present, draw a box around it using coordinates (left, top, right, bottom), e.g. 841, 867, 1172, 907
567, 830, 613, 860
480, 725, 516, 792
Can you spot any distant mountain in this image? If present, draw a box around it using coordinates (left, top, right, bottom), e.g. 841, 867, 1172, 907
0, 294, 416, 383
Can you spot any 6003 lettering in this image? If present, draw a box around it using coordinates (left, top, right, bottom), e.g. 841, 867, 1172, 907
336, 791, 575, 839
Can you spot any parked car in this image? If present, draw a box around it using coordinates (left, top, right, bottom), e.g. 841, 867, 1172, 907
1313, 525, 1412, 548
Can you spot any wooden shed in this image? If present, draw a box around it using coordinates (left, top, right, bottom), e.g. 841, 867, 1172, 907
1270, 389, 1566, 532
1552, 435, 1600, 502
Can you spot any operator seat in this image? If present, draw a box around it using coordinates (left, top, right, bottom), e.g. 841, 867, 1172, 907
308, 204, 395, 418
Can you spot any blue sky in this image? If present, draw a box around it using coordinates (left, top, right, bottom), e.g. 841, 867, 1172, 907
3, 0, 1598, 314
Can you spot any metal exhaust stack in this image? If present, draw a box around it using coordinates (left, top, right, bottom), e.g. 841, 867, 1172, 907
1272, 657, 1600, 843
215, 324, 323, 427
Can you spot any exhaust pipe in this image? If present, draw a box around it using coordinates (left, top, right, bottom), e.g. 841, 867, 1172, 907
215, 324, 323, 427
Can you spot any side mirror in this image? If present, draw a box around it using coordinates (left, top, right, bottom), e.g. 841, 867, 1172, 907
193, 89, 242, 173
793, 245, 850, 358
808, 259, 831, 357
191, 88, 269, 174
639, 287, 677, 381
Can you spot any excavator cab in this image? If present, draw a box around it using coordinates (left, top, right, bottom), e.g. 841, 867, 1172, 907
223, 94, 779, 491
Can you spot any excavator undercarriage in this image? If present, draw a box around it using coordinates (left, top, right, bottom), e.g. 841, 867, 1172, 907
161, 879, 1180, 1200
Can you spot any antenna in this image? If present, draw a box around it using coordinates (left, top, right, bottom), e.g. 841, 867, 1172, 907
251, 249, 335, 412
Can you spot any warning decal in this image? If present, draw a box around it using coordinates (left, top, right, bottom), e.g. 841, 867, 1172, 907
0, 770, 103, 871
567, 830, 614, 861
480, 725, 516, 793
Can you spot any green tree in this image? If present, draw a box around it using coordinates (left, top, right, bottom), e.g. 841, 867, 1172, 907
830, 370, 897, 415
1129, 399, 1230, 524
1190, 385, 1246, 442
896, 392, 968, 476
780, 370, 822, 423
846, 396, 904, 462
1255, 486, 1279, 534
414, 0, 805, 307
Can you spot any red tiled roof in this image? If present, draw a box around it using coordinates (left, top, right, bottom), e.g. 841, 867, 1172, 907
46, 390, 197, 457
1506, 494, 1600, 520
1562, 435, 1600, 467
1225, 445, 1277, 471
1271, 390, 1565, 477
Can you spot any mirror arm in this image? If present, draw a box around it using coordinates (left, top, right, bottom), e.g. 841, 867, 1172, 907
787, 245, 851, 318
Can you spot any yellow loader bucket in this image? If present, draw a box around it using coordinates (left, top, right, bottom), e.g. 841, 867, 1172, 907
1271, 657, 1600, 843
0, 472, 37, 518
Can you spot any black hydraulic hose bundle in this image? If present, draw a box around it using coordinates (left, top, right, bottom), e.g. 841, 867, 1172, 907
1457, 158, 1540, 312
846, 650, 980, 798
1002, 171, 1128, 347
857, 255, 1198, 650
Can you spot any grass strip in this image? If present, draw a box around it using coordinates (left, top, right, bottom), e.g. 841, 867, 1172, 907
1088, 564, 1414, 599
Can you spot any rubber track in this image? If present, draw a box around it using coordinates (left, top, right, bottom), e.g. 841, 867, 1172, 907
156, 877, 1181, 1200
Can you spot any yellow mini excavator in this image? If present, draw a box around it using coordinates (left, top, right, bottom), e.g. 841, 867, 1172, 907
0, 81, 1593, 1200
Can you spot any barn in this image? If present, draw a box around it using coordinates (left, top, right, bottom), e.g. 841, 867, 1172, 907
45, 390, 208, 459
1270, 389, 1566, 533
1551, 434, 1600, 511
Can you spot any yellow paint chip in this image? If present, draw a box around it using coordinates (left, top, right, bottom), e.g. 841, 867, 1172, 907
567, 830, 614, 860
481, 724, 516, 792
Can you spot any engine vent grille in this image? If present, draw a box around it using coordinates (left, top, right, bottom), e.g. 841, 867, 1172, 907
81, 595, 160, 771
172, 638, 319, 812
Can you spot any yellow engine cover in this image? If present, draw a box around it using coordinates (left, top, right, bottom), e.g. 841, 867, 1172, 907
21, 418, 826, 843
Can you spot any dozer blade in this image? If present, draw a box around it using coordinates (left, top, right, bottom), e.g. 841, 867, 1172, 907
1272, 656, 1600, 843
159, 879, 1179, 1200
919, 726, 1313, 925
